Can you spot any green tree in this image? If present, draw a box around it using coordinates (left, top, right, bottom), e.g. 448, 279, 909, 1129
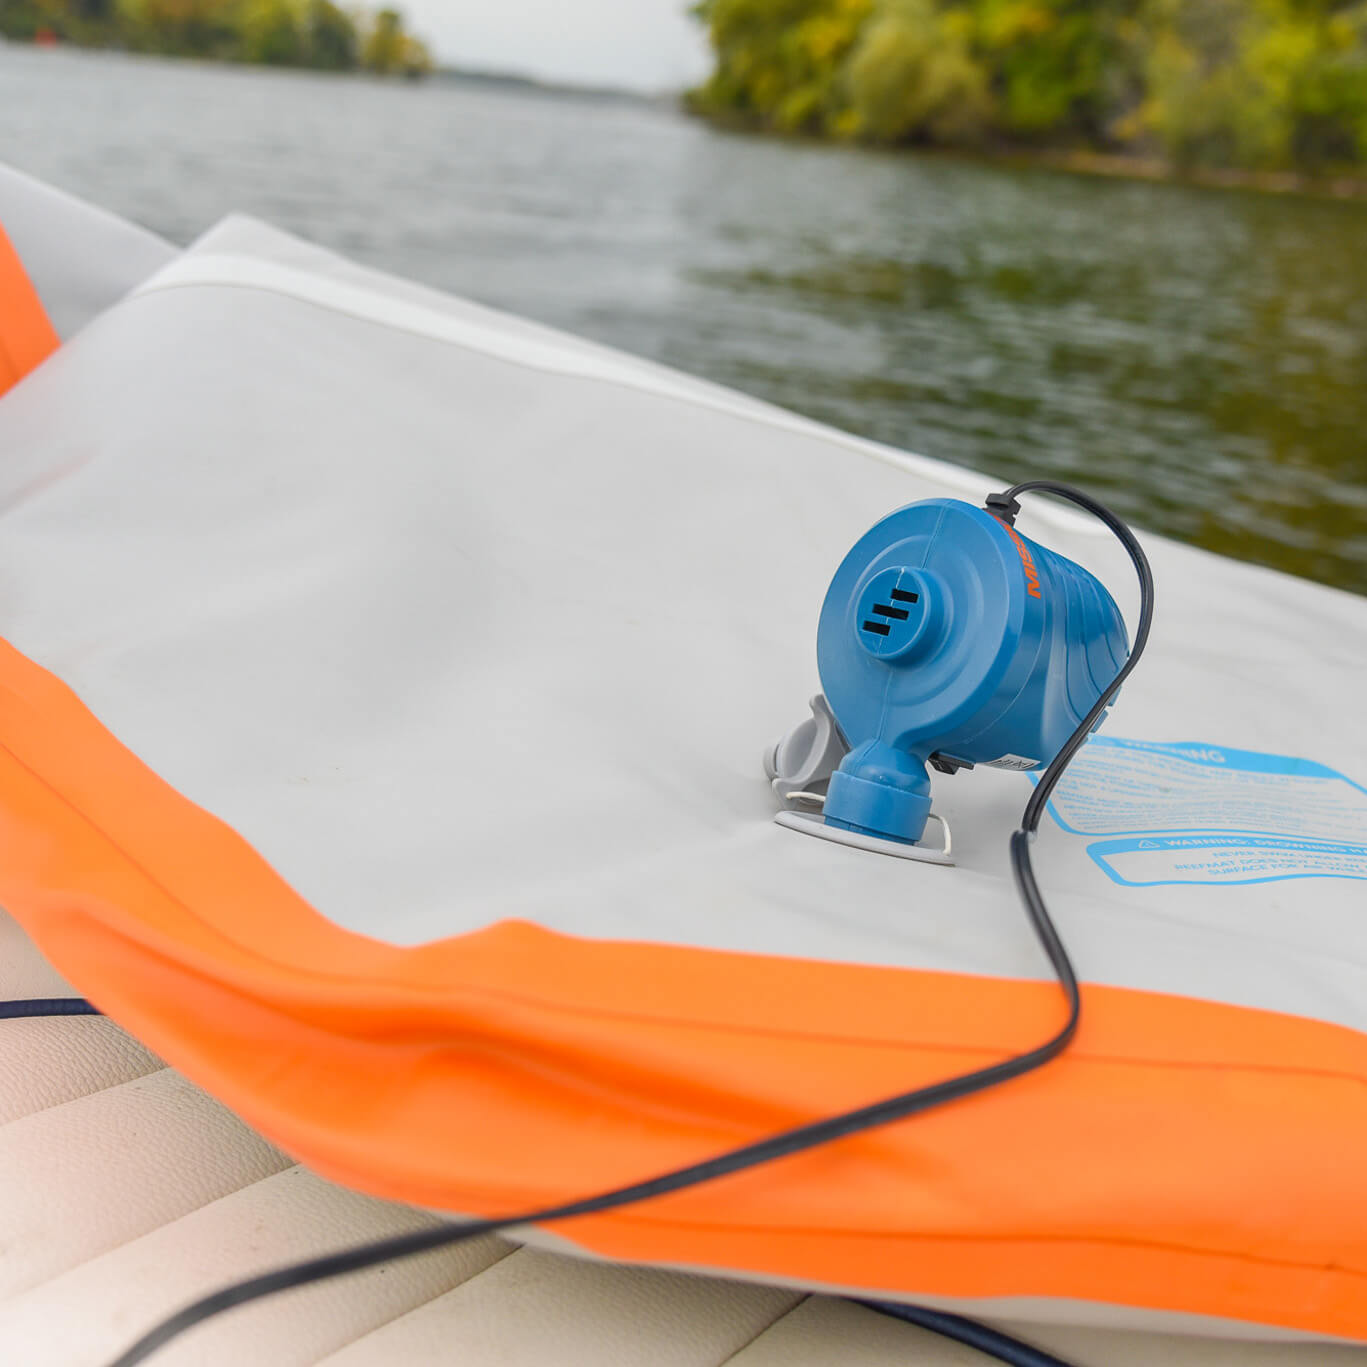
360, 5, 402, 70
972, 0, 1145, 141
115, 0, 239, 56
400, 32, 432, 75
359, 5, 431, 74
688, 0, 1367, 171
305, 0, 358, 69
1140, 0, 1367, 169
240, 0, 304, 65
688, 0, 873, 134
845, 0, 992, 142
0, 0, 43, 39
4, 0, 426, 75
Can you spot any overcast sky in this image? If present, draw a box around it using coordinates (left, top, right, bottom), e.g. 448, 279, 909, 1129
401, 0, 714, 93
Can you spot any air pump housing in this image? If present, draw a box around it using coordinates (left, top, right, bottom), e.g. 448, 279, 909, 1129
811, 497, 1128, 849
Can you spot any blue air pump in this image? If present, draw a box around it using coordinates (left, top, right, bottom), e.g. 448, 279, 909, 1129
767, 497, 1128, 857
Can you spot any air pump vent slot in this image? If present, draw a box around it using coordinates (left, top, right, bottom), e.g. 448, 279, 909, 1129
889, 588, 919, 603
872, 604, 910, 621
861, 620, 892, 637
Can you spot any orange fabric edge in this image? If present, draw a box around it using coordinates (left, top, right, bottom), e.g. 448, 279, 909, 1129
0, 224, 59, 394
2, 635, 1365, 1339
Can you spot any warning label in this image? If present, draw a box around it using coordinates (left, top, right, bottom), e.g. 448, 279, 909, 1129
1087, 834, 1367, 887
1043, 738, 1367, 886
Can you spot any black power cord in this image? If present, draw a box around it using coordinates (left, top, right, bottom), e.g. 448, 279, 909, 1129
0, 996, 101, 1019
6, 481, 1153, 1367
859, 1300, 1077, 1367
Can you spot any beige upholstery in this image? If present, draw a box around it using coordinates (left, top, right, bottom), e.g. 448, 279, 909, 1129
1, 907, 1362, 1367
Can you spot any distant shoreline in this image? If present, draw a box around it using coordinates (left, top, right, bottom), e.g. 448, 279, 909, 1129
690, 114, 1367, 204
1, 35, 672, 103
1001, 146, 1367, 203
432, 65, 669, 107
9, 38, 1367, 199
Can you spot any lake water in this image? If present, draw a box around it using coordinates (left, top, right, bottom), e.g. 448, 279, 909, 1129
3, 43, 1365, 593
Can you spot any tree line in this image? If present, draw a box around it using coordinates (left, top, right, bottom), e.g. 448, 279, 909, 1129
0, 0, 433, 76
688, 0, 1367, 172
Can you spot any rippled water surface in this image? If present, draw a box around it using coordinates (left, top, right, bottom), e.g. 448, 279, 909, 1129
3, 44, 1365, 592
